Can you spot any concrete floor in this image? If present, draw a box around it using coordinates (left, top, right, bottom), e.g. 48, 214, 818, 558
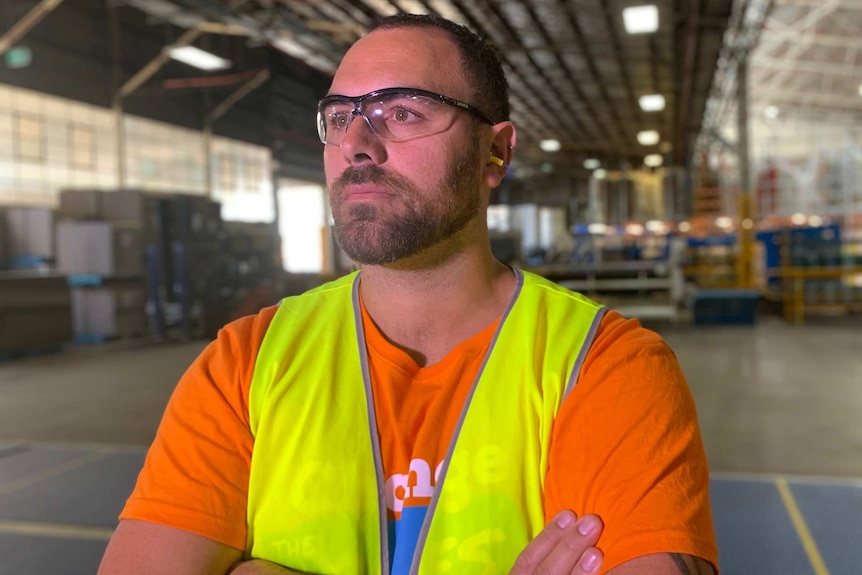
1, 316, 860, 477
0, 316, 860, 575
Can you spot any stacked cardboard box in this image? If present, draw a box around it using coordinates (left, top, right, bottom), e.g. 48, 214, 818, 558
0, 211, 8, 266
0, 271, 72, 352
57, 189, 152, 341
3, 207, 55, 263
58, 189, 104, 220
71, 283, 147, 340
57, 222, 144, 278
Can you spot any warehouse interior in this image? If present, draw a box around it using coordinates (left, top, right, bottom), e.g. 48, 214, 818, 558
0, 0, 860, 573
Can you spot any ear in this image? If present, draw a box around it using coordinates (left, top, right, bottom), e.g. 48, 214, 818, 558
484, 121, 516, 188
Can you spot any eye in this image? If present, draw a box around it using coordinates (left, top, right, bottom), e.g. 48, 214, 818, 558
328, 111, 351, 130
391, 106, 417, 123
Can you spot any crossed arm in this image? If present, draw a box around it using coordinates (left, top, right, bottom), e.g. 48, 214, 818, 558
98, 515, 715, 575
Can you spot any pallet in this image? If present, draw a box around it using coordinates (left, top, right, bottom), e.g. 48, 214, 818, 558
73, 334, 115, 345
0, 256, 53, 271
67, 274, 107, 287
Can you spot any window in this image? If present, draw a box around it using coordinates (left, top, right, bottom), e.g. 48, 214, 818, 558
219, 155, 235, 190
15, 114, 44, 162
69, 124, 95, 169
246, 160, 260, 191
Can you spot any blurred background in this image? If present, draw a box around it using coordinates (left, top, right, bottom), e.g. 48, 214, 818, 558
0, 0, 860, 573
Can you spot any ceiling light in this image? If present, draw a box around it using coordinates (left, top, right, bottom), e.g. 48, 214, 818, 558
808, 215, 823, 227
168, 46, 231, 71
742, 218, 754, 230
539, 139, 561, 152
625, 223, 645, 236
638, 94, 665, 112
763, 105, 780, 120
715, 217, 733, 230
646, 220, 667, 234
791, 213, 807, 226
583, 158, 601, 170
678, 221, 691, 233
588, 223, 608, 235
593, 168, 607, 180
644, 154, 663, 167
623, 5, 659, 34
637, 130, 660, 146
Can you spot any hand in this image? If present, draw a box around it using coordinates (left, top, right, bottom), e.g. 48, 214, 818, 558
227, 559, 306, 574
509, 510, 604, 574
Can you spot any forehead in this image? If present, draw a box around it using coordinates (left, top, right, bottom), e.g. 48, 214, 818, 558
329, 28, 467, 100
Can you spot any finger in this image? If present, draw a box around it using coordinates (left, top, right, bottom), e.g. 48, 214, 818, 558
535, 514, 603, 575
509, 510, 578, 574
570, 546, 603, 575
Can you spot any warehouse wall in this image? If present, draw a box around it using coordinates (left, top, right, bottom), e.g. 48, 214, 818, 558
0, 82, 274, 222
0, 0, 329, 183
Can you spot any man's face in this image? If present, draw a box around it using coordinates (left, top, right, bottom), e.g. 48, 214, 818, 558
323, 28, 485, 266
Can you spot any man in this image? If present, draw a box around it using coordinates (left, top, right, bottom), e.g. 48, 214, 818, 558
98, 13, 717, 575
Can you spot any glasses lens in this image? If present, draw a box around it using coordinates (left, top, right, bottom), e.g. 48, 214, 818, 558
318, 99, 355, 144
317, 90, 461, 145
363, 93, 452, 141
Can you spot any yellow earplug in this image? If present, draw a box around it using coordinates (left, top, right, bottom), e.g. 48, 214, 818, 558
488, 155, 505, 167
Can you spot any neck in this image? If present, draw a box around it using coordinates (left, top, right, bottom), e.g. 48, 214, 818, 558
359, 233, 515, 367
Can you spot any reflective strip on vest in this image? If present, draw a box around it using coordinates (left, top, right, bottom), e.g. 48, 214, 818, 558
247, 269, 605, 575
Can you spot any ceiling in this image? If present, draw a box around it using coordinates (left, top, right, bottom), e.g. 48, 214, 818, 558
1, 0, 736, 180
143, 0, 735, 178
750, 0, 862, 123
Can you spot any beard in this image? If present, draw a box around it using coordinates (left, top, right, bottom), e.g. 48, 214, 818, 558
328, 136, 483, 266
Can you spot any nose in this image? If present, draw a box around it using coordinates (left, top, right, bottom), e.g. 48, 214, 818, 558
339, 110, 386, 165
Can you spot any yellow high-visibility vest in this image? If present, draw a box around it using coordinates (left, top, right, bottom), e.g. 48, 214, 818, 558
247, 269, 605, 574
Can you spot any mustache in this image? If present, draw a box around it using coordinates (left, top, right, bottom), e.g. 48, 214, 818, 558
331, 165, 411, 193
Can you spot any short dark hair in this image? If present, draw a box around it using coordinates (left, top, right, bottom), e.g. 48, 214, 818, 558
369, 13, 510, 123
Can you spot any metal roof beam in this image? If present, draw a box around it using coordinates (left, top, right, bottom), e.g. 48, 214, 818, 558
751, 56, 862, 78
755, 0, 841, 57
773, 0, 862, 8
752, 31, 862, 50
0, 0, 66, 56
522, 1, 621, 145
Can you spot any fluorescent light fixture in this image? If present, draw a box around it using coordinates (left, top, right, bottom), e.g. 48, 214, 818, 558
583, 158, 601, 170
678, 221, 691, 233
790, 213, 807, 226
539, 139, 561, 152
623, 5, 659, 34
637, 130, 660, 146
168, 46, 231, 71
639, 94, 665, 111
742, 218, 754, 230
808, 215, 823, 227
763, 105, 780, 120
588, 223, 608, 235
593, 168, 607, 180
644, 154, 663, 167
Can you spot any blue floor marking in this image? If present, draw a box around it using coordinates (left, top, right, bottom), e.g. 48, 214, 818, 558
788, 481, 861, 575
0, 533, 108, 575
0, 451, 144, 527
0, 447, 93, 485
711, 478, 814, 575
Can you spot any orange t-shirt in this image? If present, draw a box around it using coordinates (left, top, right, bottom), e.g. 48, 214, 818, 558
121, 302, 717, 573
